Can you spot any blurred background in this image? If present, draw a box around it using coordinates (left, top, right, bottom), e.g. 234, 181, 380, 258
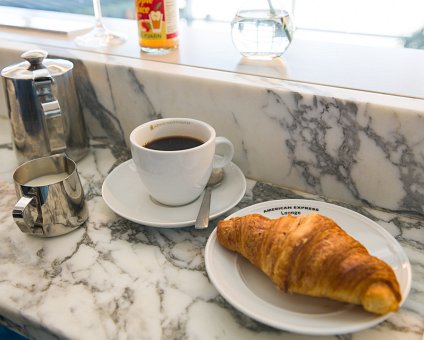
0, 0, 422, 49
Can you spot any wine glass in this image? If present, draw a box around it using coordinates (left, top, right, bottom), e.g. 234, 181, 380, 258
75, 0, 126, 48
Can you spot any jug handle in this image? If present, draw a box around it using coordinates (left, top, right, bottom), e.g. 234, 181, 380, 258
34, 75, 67, 154
12, 196, 43, 235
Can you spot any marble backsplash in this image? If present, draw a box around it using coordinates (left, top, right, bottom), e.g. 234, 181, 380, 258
1, 45, 424, 216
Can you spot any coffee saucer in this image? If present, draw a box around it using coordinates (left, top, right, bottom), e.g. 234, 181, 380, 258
101, 159, 247, 228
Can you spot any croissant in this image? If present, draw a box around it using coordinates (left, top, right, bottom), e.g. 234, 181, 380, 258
217, 212, 401, 315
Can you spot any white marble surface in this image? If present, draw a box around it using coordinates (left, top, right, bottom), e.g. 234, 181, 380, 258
1, 17, 424, 340
1, 39, 424, 217
0, 116, 423, 340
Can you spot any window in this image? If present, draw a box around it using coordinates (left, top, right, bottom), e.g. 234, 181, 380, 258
0, 0, 423, 49
0, 0, 133, 18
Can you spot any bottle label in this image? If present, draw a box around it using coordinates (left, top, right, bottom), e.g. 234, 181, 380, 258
136, 0, 178, 40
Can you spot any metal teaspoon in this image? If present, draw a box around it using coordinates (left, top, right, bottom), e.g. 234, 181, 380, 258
194, 168, 224, 229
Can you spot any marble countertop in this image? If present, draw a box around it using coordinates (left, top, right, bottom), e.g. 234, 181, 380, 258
0, 117, 423, 340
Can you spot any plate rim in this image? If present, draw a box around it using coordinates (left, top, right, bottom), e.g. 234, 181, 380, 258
205, 199, 412, 335
101, 159, 247, 228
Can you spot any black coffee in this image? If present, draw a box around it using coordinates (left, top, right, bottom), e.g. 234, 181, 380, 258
144, 136, 203, 151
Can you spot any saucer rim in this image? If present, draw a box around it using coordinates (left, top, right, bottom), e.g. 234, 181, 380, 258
101, 159, 247, 228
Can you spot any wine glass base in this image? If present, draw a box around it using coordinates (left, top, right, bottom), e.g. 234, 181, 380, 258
75, 26, 126, 48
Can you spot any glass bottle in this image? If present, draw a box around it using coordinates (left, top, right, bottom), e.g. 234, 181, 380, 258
136, 0, 179, 54
231, 0, 295, 59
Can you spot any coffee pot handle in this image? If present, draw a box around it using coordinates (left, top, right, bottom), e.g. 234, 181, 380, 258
12, 196, 41, 235
22, 50, 67, 155
34, 76, 67, 154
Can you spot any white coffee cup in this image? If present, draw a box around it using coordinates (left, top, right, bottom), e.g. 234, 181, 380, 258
130, 118, 234, 206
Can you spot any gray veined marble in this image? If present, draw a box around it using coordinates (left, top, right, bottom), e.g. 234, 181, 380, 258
264, 90, 424, 214
0, 123, 423, 339
0, 41, 424, 340
43, 51, 424, 216
72, 60, 127, 145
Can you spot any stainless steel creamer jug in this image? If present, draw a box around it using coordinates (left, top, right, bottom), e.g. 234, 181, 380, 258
12, 154, 88, 237
1, 49, 88, 163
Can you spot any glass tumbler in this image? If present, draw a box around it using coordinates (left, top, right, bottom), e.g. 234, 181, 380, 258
231, 0, 295, 59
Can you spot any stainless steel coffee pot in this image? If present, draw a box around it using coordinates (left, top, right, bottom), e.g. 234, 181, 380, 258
1, 49, 89, 163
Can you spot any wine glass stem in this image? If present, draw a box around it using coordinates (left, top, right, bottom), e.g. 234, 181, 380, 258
267, 0, 276, 15
92, 0, 104, 28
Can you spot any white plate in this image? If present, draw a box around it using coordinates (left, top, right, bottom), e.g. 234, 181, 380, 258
102, 159, 246, 228
205, 199, 412, 335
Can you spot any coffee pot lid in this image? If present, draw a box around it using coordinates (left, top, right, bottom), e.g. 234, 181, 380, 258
1, 49, 73, 80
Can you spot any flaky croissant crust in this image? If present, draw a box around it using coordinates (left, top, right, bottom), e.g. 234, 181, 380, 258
217, 212, 401, 315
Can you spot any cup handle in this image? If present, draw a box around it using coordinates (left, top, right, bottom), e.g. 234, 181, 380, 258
12, 196, 38, 234
213, 137, 234, 168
